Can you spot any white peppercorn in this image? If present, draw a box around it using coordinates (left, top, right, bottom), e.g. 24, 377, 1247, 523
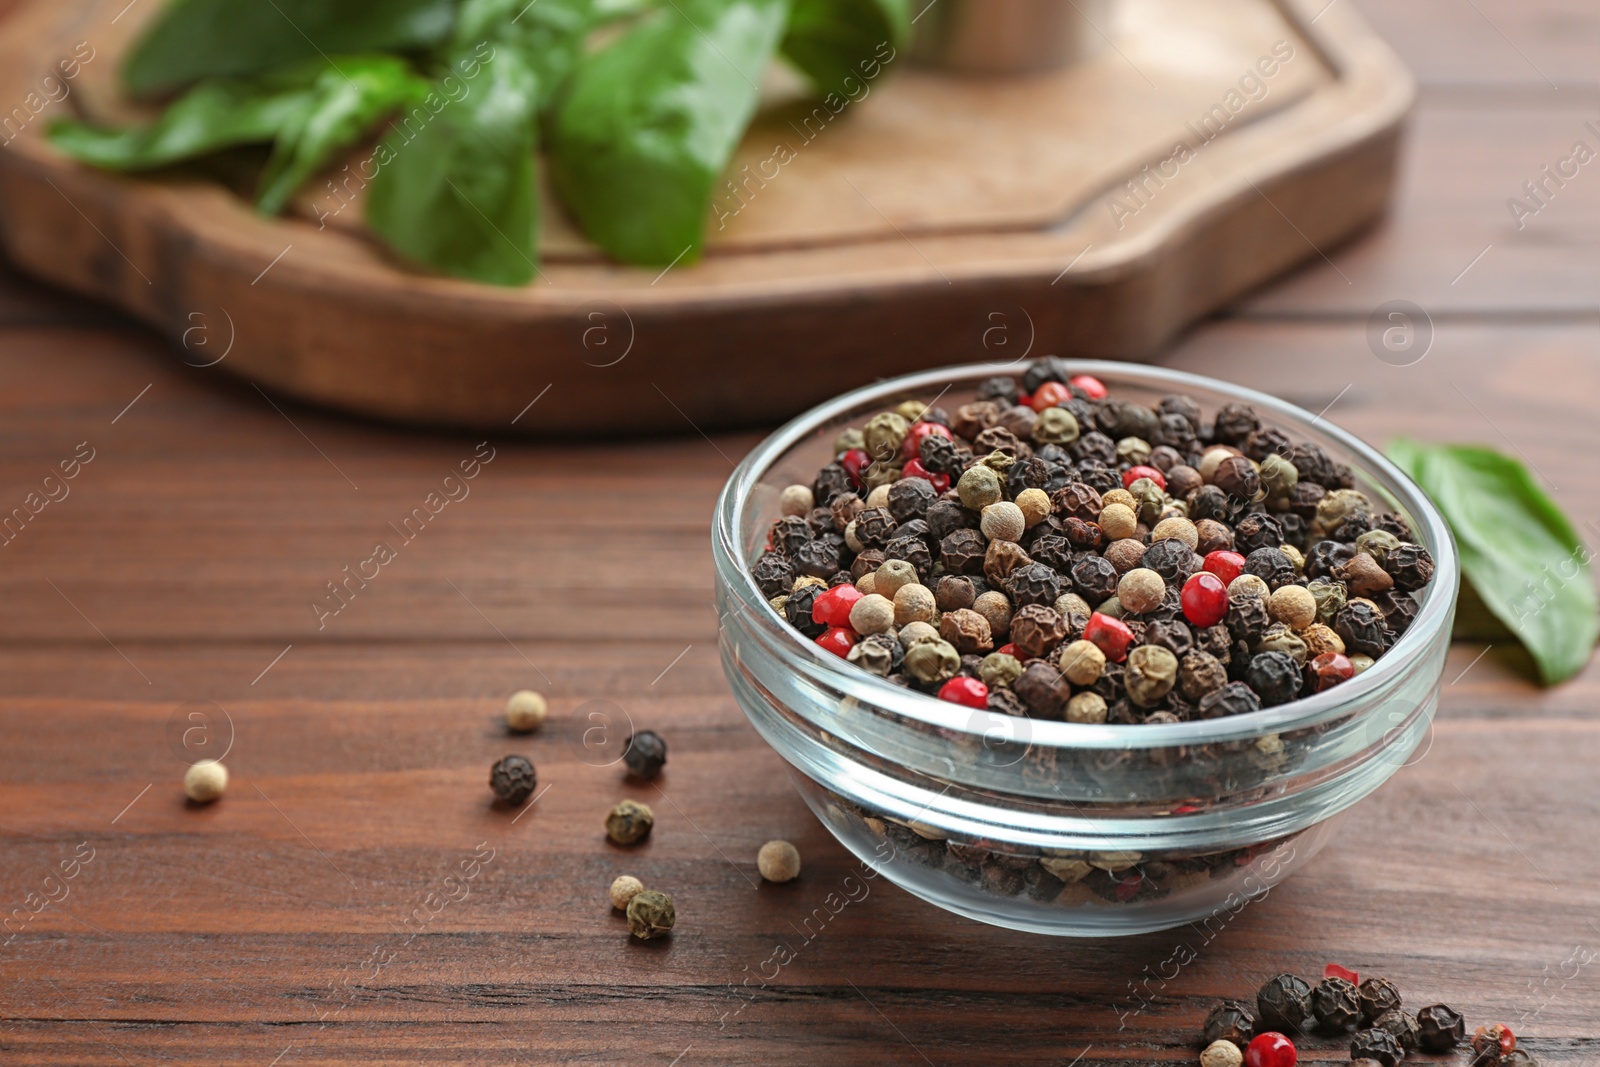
505, 689, 548, 732
980, 501, 1026, 543
1015, 487, 1052, 527
1200, 1040, 1244, 1067
780, 484, 815, 517
184, 759, 228, 803
757, 840, 802, 883
1098, 503, 1137, 541
1268, 585, 1317, 630
865, 484, 892, 509
1117, 568, 1166, 614
848, 593, 896, 635
893, 583, 937, 626
610, 874, 646, 910
1058, 639, 1106, 685
972, 590, 1012, 638
1228, 573, 1270, 600
1150, 516, 1199, 551
1066, 691, 1108, 724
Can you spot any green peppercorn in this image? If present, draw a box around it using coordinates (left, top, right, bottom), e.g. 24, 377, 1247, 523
978, 652, 1023, 689
1258, 453, 1299, 497
1126, 477, 1165, 526
1306, 576, 1347, 625
904, 639, 960, 685
1114, 436, 1151, 465
862, 412, 909, 461
1032, 407, 1079, 445
1355, 528, 1402, 566
1125, 645, 1178, 707
605, 799, 655, 845
957, 465, 1003, 510
625, 889, 675, 939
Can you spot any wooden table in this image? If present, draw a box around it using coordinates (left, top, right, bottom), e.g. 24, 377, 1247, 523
2, 1, 1598, 1063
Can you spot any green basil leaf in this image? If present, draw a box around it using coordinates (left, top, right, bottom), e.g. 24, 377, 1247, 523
549, 0, 792, 265
123, 0, 455, 98
452, 0, 594, 109
1389, 438, 1597, 685
48, 77, 315, 170
256, 56, 429, 215
365, 51, 541, 286
782, 0, 907, 98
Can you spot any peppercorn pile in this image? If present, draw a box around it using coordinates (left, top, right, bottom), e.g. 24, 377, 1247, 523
753, 360, 1435, 722
1198, 965, 1533, 1067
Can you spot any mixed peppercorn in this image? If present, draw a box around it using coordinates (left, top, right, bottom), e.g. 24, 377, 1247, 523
754, 361, 1436, 722
1197, 966, 1531, 1066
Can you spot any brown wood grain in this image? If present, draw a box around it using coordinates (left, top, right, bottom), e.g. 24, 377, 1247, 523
1, 0, 1599, 1063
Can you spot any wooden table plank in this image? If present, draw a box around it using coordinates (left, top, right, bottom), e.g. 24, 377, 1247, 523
1349, 0, 1599, 87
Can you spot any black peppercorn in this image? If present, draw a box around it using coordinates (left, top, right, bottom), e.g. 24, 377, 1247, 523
853, 506, 896, 548
1068, 429, 1115, 466
883, 534, 933, 580
1226, 593, 1271, 643
1384, 543, 1435, 591
1286, 441, 1338, 487
941, 528, 989, 575
1310, 976, 1362, 1032
976, 375, 1020, 404
1336, 600, 1393, 657
1244, 546, 1297, 590
887, 477, 937, 523
489, 755, 538, 805
1235, 513, 1285, 554
1022, 356, 1071, 393
1256, 972, 1312, 1033
784, 584, 826, 637
1305, 540, 1355, 580
623, 731, 668, 779
1195, 624, 1232, 662
850, 548, 886, 581
1288, 480, 1327, 521
1009, 562, 1064, 607
1071, 554, 1120, 603
1142, 538, 1200, 584
1198, 680, 1259, 718
1416, 1004, 1466, 1052
1028, 533, 1076, 573
1201, 1000, 1256, 1047
1013, 661, 1070, 718
1244, 426, 1293, 461
1213, 403, 1260, 445
1214, 456, 1261, 501
1374, 1009, 1421, 1052
1350, 1027, 1404, 1067
1358, 977, 1402, 1024
1247, 651, 1302, 707
813, 462, 853, 505
920, 433, 964, 478
769, 515, 813, 555
751, 551, 794, 597
1144, 619, 1194, 658
1187, 484, 1233, 523
793, 537, 841, 579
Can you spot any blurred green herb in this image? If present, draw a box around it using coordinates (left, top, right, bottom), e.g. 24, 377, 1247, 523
1389, 438, 1597, 685
50, 0, 904, 282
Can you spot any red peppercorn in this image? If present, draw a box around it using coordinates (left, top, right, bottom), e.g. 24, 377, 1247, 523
1069, 374, 1108, 400
838, 448, 871, 488
815, 626, 857, 657
901, 420, 952, 460
812, 584, 863, 627
902, 458, 950, 494
1015, 392, 1032, 408
1309, 652, 1354, 692
996, 643, 1019, 659
1114, 873, 1143, 901
1172, 803, 1202, 814
1203, 549, 1247, 586
1122, 464, 1166, 491
1180, 572, 1228, 628
1030, 381, 1071, 412
1244, 1032, 1297, 1067
1083, 612, 1134, 663
938, 676, 989, 708
1325, 963, 1359, 985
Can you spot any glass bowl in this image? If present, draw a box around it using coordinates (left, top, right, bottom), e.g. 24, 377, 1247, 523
713, 362, 1458, 936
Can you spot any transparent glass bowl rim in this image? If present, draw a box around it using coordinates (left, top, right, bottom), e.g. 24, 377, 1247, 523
713, 360, 1459, 751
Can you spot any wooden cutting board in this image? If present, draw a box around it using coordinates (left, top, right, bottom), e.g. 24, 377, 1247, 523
0, 0, 1413, 434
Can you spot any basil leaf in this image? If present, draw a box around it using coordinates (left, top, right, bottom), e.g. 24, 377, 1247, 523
549, 0, 792, 265
48, 77, 315, 170
123, 0, 455, 98
782, 0, 908, 98
1389, 438, 1597, 685
452, 0, 594, 109
365, 50, 541, 286
256, 56, 429, 215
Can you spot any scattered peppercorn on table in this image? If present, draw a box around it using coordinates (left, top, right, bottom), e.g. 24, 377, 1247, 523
3, 3, 1600, 1063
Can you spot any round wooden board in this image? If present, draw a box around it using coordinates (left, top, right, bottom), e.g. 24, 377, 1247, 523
0, 0, 1412, 434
